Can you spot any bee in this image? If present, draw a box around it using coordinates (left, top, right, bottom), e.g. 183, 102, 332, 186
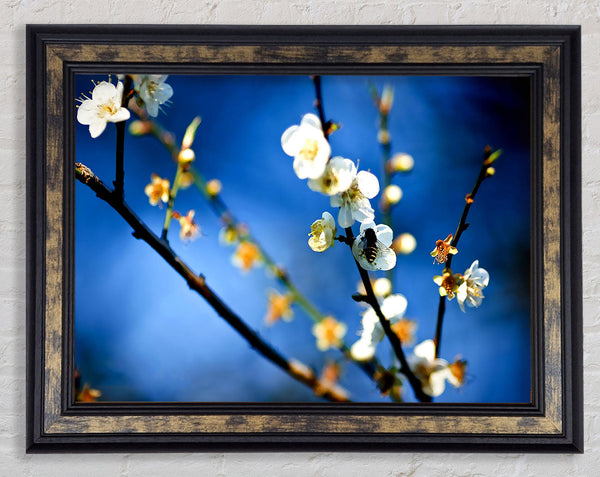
352, 226, 396, 271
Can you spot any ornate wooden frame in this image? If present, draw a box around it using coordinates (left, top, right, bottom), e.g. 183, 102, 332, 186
26, 25, 582, 452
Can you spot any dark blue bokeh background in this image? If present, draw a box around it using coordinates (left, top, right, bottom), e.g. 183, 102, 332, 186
75, 74, 531, 403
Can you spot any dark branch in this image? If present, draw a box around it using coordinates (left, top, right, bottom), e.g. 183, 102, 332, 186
344, 227, 431, 403
76, 162, 350, 403
114, 75, 132, 200
434, 146, 495, 358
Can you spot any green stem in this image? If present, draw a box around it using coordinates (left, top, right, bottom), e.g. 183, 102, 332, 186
161, 163, 183, 241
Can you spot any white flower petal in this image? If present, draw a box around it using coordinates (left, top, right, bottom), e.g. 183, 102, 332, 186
381, 294, 408, 321
414, 339, 436, 361
107, 107, 131, 123
88, 120, 107, 139
330, 194, 342, 208
427, 369, 450, 397
76, 100, 98, 125
281, 125, 301, 156
350, 339, 376, 361
374, 224, 393, 247
92, 81, 117, 104
356, 170, 380, 199
300, 113, 322, 131
338, 206, 354, 228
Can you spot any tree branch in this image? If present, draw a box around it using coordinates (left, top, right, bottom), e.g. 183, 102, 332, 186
76, 162, 350, 403
114, 75, 132, 200
345, 227, 431, 403
433, 146, 496, 359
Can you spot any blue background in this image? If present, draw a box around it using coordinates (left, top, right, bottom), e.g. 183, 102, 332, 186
75, 74, 531, 403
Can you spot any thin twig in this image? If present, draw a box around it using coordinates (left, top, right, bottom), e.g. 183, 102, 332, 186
114, 75, 132, 200
76, 162, 350, 403
433, 146, 495, 359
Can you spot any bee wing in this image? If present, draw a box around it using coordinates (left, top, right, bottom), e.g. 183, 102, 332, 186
372, 240, 397, 271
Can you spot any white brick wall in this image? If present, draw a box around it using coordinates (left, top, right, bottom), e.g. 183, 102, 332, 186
1, 1, 596, 475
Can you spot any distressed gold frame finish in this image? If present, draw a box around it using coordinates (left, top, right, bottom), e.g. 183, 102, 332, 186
27, 26, 582, 452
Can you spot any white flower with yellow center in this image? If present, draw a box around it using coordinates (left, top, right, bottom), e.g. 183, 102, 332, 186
456, 260, 489, 312
350, 294, 407, 361
330, 170, 379, 228
408, 339, 452, 397
308, 156, 355, 196
308, 211, 337, 252
133, 75, 173, 117
281, 113, 331, 180
77, 81, 130, 138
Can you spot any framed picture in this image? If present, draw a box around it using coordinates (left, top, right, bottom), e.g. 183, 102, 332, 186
26, 25, 582, 452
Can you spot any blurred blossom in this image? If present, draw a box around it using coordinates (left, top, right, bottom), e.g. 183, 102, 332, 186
308, 211, 337, 252
232, 241, 262, 272
179, 171, 195, 189
173, 210, 200, 242
408, 339, 452, 397
372, 277, 392, 298
350, 294, 407, 361
77, 80, 130, 138
133, 75, 173, 117
264, 290, 294, 325
447, 358, 468, 388
433, 269, 461, 300
381, 184, 403, 209
219, 225, 239, 245
312, 316, 347, 351
281, 113, 331, 180
351, 222, 396, 272
457, 260, 489, 312
430, 234, 458, 264
76, 384, 102, 402
128, 119, 152, 136
331, 170, 379, 228
308, 156, 355, 196
377, 129, 390, 145
379, 85, 394, 114
390, 318, 417, 345
314, 362, 349, 400
391, 232, 417, 255
144, 174, 170, 206
206, 179, 222, 197
387, 153, 414, 173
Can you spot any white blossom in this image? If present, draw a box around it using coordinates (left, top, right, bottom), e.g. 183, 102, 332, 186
408, 339, 452, 397
330, 170, 379, 228
133, 75, 173, 117
77, 81, 130, 138
308, 211, 337, 252
350, 294, 407, 361
456, 260, 489, 312
281, 113, 331, 180
308, 156, 355, 196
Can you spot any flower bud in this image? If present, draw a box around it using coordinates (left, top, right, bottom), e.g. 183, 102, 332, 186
387, 153, 414, 173
391, 233, 417, 255
206, 179, 222, 197
379, 85, 394, 114
128, 120, 152, 136
377, 129, 391, 145
181, 116, 202, 150
178, 148, 195, 164
373, 277, 392, 297
486, 167, 496, 177
383, 185, 403, 206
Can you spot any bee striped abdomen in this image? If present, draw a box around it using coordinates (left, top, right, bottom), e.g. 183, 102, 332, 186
363, 228, 379, 263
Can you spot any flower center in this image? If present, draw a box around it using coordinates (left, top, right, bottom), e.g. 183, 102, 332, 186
299, 138, 319, 161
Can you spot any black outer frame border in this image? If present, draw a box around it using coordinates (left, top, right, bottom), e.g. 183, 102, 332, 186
25, 24, 583, 453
